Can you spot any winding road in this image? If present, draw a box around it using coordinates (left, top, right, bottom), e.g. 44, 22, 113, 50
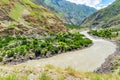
18, 31, 117, 72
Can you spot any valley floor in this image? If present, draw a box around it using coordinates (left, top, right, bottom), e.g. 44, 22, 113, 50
14, 31, 117, 72
0, 31, 119, 80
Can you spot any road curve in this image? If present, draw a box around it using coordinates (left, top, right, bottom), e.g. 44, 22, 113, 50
18, 31, 117, 72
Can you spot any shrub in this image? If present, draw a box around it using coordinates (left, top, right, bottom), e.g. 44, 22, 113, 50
4, 74, 17, 80
89, 29, 118, 39
41, 48, 48, 55
47, 44, 57, 53
0, 32, 92, 61
57, 75, 65, 80
39, 73, 52, 80
7, 50, 14, 57
0, 56, 3, 62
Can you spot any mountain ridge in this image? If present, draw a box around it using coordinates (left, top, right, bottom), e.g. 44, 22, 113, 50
32, 0, 96, 25
81, 0, 120, 28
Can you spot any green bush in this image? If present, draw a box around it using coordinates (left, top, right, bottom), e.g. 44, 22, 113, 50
41, 48, 48, 55
0, 56, 3, 62
4, 74, 17, 80
0, 32, 92, 60
89, 29, 118, 39
39, 73, 52, 80
7, 50, 14, 58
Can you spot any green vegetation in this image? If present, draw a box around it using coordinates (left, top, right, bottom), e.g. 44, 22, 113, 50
0, 65, 120, 80
9, 2, 24, 21
89, 28, 120, 74
0, 56, 3, 62
0, 74, 17, 80
64, 24, 85, 29
111, 57, 120, 73
89, 28, 119, 39
21, 0, 40, 8
0, 32, 92, 61
57, 75, 65, 80
110, 27, 120, 32
39, 73, 52, 80
1, 0, 9, 4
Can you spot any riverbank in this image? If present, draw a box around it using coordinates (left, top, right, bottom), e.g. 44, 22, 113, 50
1, 31, 118, 73
11, 31, 117, 72
95, 41, 120, 73
0, 32, 92, 65
3, 43, 93, 65
88, 32, 120, 73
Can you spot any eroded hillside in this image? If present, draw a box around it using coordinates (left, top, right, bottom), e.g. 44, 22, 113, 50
0, 0, 67, 36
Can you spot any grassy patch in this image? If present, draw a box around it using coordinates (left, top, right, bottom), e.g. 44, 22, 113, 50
1, 0, 9, 4
57, 75, 65, 80
21, 0, 40, 8
64, 23, 85, 29
0, 65, 120, 80
9, 2, 24, 21
38, 72, 52, 80
89, 28, 119, 39
0, 74, 17, 80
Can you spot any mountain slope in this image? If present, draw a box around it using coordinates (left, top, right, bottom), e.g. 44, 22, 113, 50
32, 0, 96, 25
81, 0, 120, 28
0, 0, 67, 36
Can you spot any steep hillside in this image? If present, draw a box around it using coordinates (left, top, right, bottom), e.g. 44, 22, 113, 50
81, 0, 120, 28
32, 0, 96, 25
0, 0, 93, 63
0, 0, 67, 36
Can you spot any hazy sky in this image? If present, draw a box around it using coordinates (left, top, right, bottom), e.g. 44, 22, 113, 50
66, 0, 115, 9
